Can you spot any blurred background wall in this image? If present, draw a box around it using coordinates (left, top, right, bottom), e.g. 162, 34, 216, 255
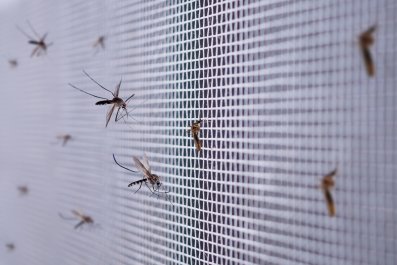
0, 0, 396, 264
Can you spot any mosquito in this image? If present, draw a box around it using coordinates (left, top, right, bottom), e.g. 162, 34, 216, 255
69, 71, 135, 127
16, 21, 52, 57
59, 210, 94, 229
321, 168, 337, 217
17, 185, 28, 195
359, 25, 376, 77
8, 59, 18, 68
93, 36, 105, 50
5, 243, 15, 252
56, 134, 72, 146
113, 154, 171, 202
187, 119, 204, 151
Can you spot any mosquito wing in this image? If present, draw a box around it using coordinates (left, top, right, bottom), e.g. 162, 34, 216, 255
41, 32, 48, 42
323, 189, 336, 217
361, 46, 375, 76
106, 104, 116, 127
133, 156, 151, 178
143, 153, 151, 173
71, 210, 83, 219
192, 132, 202, 151
114, 79, 122, 98
363, 25, 376, 36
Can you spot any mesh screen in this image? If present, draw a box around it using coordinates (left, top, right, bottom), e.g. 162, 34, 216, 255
0, 0, 396, 264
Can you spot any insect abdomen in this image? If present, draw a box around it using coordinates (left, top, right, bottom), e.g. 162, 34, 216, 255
96, 100, 112, 105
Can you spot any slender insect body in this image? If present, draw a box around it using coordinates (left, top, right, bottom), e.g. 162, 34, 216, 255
8, 59, 18, 68
17, 185, 29, 195
56, 134, 72, 146
17, 22, 52, 57
6, 243, 15, 251
69, 71, 134, 127
93, 36, 105, 50
113, 97, 126, 108
113, 154, 171, 203
321, 168, 337, 217
188, 119, 203, 151
359, 25, 376, 77
147, 174, 161, 189
59, 210, 94, 229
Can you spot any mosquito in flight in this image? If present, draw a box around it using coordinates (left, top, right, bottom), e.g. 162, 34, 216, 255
113, 154, 171, 202
93, 36, 105, 50
5, 243, 15, 252
69, 71, 135, 127
16, 21, 52, 57
8, 59, 18, 68
59, 210, 94, 229
321, 168, 337, 217
17, 185, 28, 196
359, 25, 376, 77
187, 119, 203, 151
56, 134, 72, 146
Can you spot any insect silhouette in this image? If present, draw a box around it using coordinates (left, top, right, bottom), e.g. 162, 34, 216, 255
69, 71, 135, 127
8, 59, 18, 68
93, 36, 105, 50
359, 25, 376, 77
187, 119, 203, 151
59, 210, 94, 229
5, 243, 15, 252
113, 154, 171, 202
16, 21, 52, 57
56, 134, 72, 146
321, 168, 337, 217
17, 185, 28, 195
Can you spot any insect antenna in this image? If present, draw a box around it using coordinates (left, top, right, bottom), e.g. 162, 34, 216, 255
68, 83, 108, 100
112, 154, 137, 173
82, 70, 114, 96
26, 20, 41, 39
16, 25, 35, 40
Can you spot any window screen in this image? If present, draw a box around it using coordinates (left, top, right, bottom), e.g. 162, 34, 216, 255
0, 0, 396, 265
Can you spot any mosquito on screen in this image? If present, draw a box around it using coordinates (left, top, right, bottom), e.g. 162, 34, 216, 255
359, 25, 376, 77
187, 119, 203, 151
17, 185, 28, 196
93, 36, 105, 50
16, 21, 52, 57
5, 243, 15, 252
8, 59, 18, 68
321, 168, 337, 217
56, 134, 72, 146
59, 210, 94, 229
69, 71, 135, 127
113, 154, 172, 202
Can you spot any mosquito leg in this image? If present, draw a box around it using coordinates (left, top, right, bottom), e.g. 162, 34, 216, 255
114, 107, 121, 122
134, 182, 143, 194
74, 221, 85, 229
145, 182, 157, 197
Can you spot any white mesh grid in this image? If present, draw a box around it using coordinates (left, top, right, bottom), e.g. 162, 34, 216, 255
0, 0, 396, 265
